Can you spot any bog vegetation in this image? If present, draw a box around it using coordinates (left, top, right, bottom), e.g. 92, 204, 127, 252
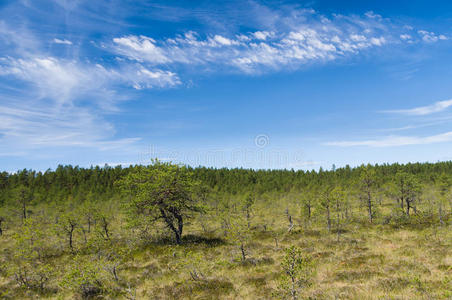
0, 161, 451, 299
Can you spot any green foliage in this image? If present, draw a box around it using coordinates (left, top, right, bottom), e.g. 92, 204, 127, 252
243, 192, 255, 228
56, 212, 79, 253
299, 186, 316, 225
276, 246, 314, 300
8, 218, 55, 291
60, 255, 109, 298
226, 214, 252, 262
358, 165, 379, 222
180, 250, 209, 281
0, 161, 451, 298
317, 185, 333, 232
118, 160, 205, 244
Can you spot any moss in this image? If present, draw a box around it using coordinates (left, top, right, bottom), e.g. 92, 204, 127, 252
335, 270, 381, 282
162, 278, 234, 299
377, 277, 411, 292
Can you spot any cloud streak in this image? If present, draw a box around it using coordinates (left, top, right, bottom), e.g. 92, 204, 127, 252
325, 131, 452, 147
383, 99, 452, 116
53, 38, 72, 45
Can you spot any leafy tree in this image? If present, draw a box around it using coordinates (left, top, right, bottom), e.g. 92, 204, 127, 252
80, 200, 96, 234
180, 250, 209, 281
57, 212, 79, 253
118, 160, 204, 244
226, 213, 251, 262
330, 186, 346, 240
393, 171, 422, 216
436, 173, 451, 225
299, 187, 315, 227
97, 213, 112, 241
242, 192, 254, 229
277, 246, 314, 300
0, 206, 6, 236
8, 218, 54, 291
60, 255, 108, 298
15, 185, 33, 222
318, 186, 333, 232
358, 165, 378, 223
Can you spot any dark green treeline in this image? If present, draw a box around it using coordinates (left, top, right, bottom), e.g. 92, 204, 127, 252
1, 161, 452, 206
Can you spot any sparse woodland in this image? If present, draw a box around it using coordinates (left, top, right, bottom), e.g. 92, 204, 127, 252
0, 161, 451, 299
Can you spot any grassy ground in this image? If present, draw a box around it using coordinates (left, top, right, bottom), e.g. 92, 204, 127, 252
0, 201, 451, 299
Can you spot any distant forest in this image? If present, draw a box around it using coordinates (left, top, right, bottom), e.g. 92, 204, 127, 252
1, 161, 451, 205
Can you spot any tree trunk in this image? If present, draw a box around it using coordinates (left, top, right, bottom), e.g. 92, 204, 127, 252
160, 208, 183, 244
246, 209, 251, 229
400, 183, 405, 210
439, 205, 444, 225
406, 200, 410, 216
66, 220, 77, 253
288, 214, 294, 232
69, 228, 74, 252
22, 199, 27, 221
367, 190, 373, 223
87, 217, 91, 233
336, 200, 340, 241
240, 243, 246, 261
176, 215, 183, 244
291, 273, 297, 300
326, 205, 331, 232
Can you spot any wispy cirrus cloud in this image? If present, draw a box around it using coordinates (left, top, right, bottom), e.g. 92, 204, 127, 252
0, 23, 180, 156
382, 99, 452, 116
0, 57, 180, 102
53, 38, 73, 45
0, 0, 451, 162
328, 99, 452, 147
0, 102, 141, 152
0, 57, 178, 155
325, 131, 452, 147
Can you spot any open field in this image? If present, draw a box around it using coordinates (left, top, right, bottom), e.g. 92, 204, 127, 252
0, 163, 451, 299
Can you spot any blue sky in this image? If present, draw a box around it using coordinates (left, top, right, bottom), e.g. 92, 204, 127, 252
1, 0, 452, 172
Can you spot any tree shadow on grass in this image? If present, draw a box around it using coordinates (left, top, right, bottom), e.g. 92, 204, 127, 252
152, 234, 226, 247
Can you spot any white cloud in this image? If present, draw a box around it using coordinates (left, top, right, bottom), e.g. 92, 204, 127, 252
417, 30, 448, 43
0, 56, 180, 104
325, 131, 452, 147
383, 99, 452, 116
0, 6, 450, 158
212, 35, 237, 46
370, 37, 386, 46
0, 35, 179, 154
400, 34, 411, 40
350, 34, 366, 42
0, 102, 140, 152
111, 25, 378, 73
132, 67, 180, 89
110, 11, 445, 75
113, 35, 169, 63
53, 38, 72, 45
253, 31, 273, 40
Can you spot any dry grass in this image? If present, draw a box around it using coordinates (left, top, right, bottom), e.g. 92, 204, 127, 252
0, 201, 451, 299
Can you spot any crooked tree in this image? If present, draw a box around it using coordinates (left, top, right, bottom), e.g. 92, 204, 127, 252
358, 165, 377, 223
118, 160, 204, 244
